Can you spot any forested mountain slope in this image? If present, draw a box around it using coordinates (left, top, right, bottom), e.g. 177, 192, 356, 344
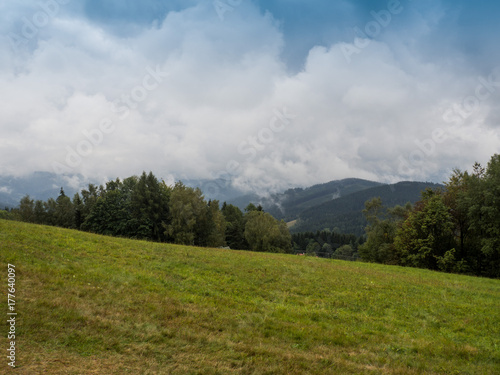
291, 181, 443, 234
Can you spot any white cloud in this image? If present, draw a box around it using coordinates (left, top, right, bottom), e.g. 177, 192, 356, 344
0, 186, 13, 194
0, 1, 499, 193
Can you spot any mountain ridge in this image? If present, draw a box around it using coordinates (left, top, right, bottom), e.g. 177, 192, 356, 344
290, 181, 444, 235
230, 178, 383, 220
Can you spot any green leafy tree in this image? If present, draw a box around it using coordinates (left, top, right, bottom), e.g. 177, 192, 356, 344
244, 203, 264, 213
33, 200, 47, 224
164, 182, 205, 245
0, 209, 14, 220
334, 244, 355, 259
322, 243, 333, 257
19, 195, 35, 223
358, 197, 408, 264
467, 155, 500, 278
306, 240, 321, 255
395, 190, 456, 271
244, 211, 291, 253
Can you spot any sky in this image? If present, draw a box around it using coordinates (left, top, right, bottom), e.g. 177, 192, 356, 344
1, 0, 500, 194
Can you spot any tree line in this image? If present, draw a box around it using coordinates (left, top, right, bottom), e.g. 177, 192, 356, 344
4, 172, 292, 253
291, 230, 363, 260
359, 154, 500, 278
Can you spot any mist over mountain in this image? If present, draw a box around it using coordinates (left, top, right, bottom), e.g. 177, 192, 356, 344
225, 178, 444, 235
226, 178, 382, 216
0, 172, 87, 209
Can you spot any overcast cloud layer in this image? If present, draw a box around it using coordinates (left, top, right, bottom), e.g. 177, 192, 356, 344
1, 0, 499, 193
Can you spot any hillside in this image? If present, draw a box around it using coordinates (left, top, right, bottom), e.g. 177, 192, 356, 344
291, 181, 443, 234
228, 178, 382, 219
0, 172, 84, 209
1, 220, 499, 374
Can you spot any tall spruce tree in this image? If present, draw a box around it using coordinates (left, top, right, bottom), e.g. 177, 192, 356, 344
131, 172, 170, 241
221, 203, 247, 250
55, 188, 74, 228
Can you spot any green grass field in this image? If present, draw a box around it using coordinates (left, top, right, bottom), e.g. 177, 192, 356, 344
1, 219, 499, 374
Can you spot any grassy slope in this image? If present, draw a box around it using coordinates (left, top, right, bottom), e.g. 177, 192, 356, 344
1, 219, 499, 375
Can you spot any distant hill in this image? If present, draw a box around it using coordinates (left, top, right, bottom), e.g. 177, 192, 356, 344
228, 178, 382, 219
291, 181, 444, 235
225, 178, 444, 235
0, 172, 85, 208
185, 178, 248, 202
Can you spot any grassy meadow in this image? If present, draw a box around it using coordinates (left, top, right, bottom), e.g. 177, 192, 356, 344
1, 219, 499, 374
